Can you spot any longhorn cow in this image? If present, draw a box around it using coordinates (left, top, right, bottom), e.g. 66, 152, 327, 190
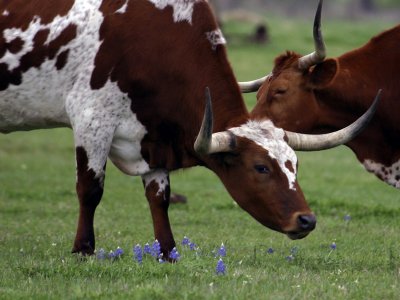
243, 0, 392, 187
0, 0, 377, 256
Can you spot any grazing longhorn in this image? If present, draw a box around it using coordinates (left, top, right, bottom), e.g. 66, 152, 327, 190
0, 0, 376, 256
243, 0, 393, 187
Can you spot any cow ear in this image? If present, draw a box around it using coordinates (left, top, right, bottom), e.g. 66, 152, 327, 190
309, 58, 338, 88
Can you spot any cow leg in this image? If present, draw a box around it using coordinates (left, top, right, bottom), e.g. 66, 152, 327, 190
72, 146, 107, 255
70, 117, 114, 255
142, 169, 176, 259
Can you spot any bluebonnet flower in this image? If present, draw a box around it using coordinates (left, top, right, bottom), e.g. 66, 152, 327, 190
152, 240, 161, 258
267, 247, 274, 254
114, 247, 124, 258
169, 247, 180, 260
189, 242, 197, 251
216, 258, 226, 275
330, 242, 337, 250
182, 236, 190, 246
96, 248, 106, 260
152, 240, 161, 257
108, 250, 116, 259
290, 246, 299, 255
133, 244, 143, 264
285, 255, 294, 262
218, 243, 226, 257
143, 243, 152, 255
344, 214, 351, 222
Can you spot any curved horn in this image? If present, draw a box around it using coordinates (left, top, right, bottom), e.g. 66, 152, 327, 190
298, 0, 326, 70
238, 73, 272, 93
194, 87, 236, 155
286, 89, 382, 151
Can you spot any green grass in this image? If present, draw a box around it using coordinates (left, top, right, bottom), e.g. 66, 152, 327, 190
1, 18, 400, 299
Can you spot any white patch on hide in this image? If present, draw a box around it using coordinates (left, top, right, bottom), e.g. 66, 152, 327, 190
58, 2, 149, 178
205, 29, 226, 50
147, 0, 203, 24
229, 120, 298, 190
0, 0, 102, 131
0, 0, 151, 179
0, 17, 44, 70
70, 78, 150, 178
363, 159, 400, 188
142, 169, 169, 197
115, 0, 129, 14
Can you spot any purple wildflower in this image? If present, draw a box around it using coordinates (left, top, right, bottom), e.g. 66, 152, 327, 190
216, 258, 226, 275
143, 243, 152, 255
152, 240, 161, 258
344, 214, 351, 222
218, 243, 226, 257
267, 247, 274, 254
189, 242, 197, 251
108, 250, 116, 259
330, 242, 337, 250
114, 247, 124, 258
169, 247, 181, 261
158, 257, 166, 263
285, 255, 294, 262
133, 244, 143, 264
96, 248, 106, 260
182, 236, 190, 246
290, 246, 299, 255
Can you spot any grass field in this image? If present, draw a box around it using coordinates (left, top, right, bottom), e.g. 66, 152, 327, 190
1, 16, 399, 299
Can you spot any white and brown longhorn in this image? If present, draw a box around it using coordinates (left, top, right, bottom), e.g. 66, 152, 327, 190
0, 0, 377, 257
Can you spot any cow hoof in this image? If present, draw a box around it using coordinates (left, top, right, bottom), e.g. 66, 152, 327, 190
170, 193, 187, 204
72, 242, 95, 256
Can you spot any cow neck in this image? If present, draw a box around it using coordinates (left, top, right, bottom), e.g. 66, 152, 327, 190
313, 54, 399, 166
313, 24, 399, 128
140, 85, 248, 171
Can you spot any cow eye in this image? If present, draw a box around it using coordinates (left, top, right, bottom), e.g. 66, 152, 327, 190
254, 165, 270, 174
275, 87, 287, 95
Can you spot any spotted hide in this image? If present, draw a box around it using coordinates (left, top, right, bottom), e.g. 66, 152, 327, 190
0, 0, 317, 256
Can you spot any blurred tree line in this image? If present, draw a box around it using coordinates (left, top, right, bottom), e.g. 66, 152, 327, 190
208, 0, 399, 45
210, 0, 400, 18
212, 0, 400, 11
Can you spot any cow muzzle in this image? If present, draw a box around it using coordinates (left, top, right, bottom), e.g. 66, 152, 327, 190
285, 212, 317, 240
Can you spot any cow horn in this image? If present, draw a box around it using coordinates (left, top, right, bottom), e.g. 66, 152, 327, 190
194, 88, 236, 155
238, 73, 272, 93
298, 0, 326, 70
285, 89, 381, 151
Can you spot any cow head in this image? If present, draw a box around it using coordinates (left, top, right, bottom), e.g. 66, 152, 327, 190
194, 89, 315, 239
242, 0, 380, 149
193, 87, 378, 239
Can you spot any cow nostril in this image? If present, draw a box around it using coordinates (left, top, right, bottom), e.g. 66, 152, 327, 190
297, 214, 316, 231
